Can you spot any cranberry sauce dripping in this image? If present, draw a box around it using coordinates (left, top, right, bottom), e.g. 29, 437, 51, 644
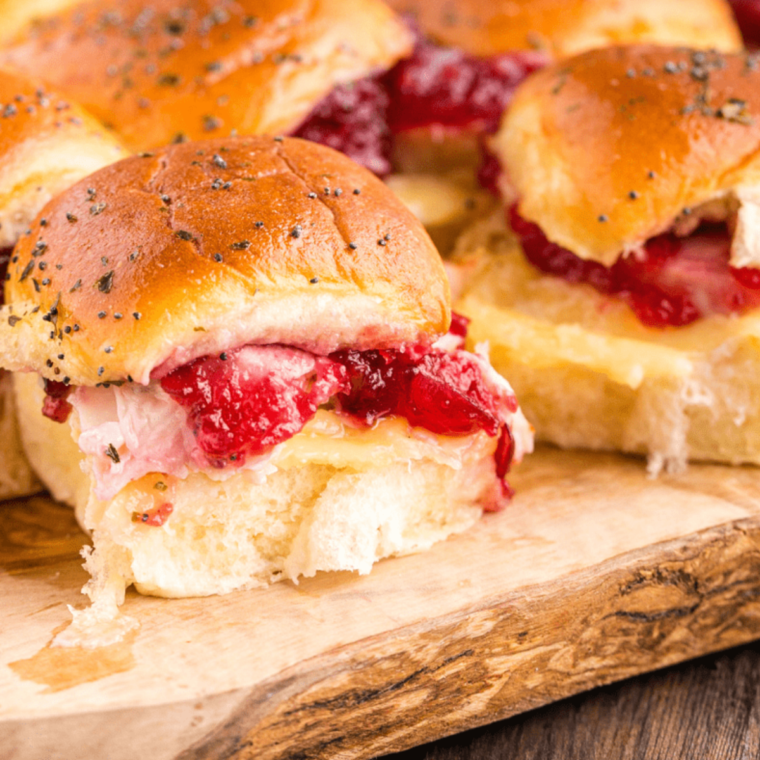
0, 245, 13, 306
292, 77, 393, 177
41, 379, 73, 423
290, 34, 545, 177
509, 206, 760, 328
385, 38, 545, 135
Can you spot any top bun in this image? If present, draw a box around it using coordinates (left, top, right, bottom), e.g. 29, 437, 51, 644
0, 0, 412, 152
387, 0, 741, 58
494, 45, 760, 267
1, 136, 449, 386
0, 68, 127, 248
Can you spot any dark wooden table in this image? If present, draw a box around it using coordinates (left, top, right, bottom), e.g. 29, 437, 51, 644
381, 641, 760, 759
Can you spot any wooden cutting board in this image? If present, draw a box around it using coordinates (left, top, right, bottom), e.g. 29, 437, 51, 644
3, 446, 760, 760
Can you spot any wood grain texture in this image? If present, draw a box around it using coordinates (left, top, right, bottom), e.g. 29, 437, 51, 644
3, 447, 760, 760
385, 641, 760, 760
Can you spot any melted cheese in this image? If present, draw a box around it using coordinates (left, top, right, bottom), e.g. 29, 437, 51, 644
458, 224, 760, 389
274, 410, 497, 471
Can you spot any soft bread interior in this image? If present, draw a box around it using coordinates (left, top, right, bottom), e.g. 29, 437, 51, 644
84, 458, 491, 600
58, 451, 497, 647
0, 372, 41, 500
455, 212, 760, 473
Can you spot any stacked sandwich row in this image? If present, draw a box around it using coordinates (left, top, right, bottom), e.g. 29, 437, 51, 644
0, 0, 757, 644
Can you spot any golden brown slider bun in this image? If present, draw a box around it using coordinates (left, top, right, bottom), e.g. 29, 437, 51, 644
388, 0, 742, 58
0, 0, 412, 152
386, 3, 739, 251
0, 68, 126, 501
493, 45, 760, 268
0, 0, 80, 44
1, 135, 449, 387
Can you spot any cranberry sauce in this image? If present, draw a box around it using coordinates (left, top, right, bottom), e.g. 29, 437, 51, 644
41, 379, 73, 423
160, 346, 348, 467
509, 206, 760, 328
332, 339, 518, 503
385, 39, 545, 135
292, 77, 393, 178
477, 145, 502, 196
290, 36, 545, 177
333, 346, 511, 436
43, 323, 519, 497
157, 323, 516, 483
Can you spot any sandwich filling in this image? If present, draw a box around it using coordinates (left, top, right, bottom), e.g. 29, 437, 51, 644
42, 316, 530, 508
508, 205, 760, 328
293, 34, 546, 176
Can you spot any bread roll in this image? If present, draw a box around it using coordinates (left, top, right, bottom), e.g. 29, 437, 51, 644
0, 68, 127, 500
0, 0, 413, 152
386, 0, 740, 247
2, 136, 448, 386
0, 68, 128, 248
0, 372, 40, 500
0, 135, 532, 645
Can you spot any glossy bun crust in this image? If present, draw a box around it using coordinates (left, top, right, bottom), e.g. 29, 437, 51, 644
1, 136, 449, 386
387, 0, 741, 58
494, 46, 760, 267
0, 68, 127, 247
0, 0, 412, 152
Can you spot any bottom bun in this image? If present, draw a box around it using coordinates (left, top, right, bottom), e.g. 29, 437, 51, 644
89, 457, 489, 598
455, 213, 760, 474
0, 372, 41, 500
13, 372, 88, 508
56, 454, 495, 647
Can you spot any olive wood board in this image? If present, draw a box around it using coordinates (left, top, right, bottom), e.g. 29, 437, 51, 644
3, 446, 760, 760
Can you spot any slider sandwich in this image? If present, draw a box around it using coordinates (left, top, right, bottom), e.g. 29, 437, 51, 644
0, 0, 741, 252
0, 136, 533, 644
457, 45, 760, 473
0, 68, 126, 501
